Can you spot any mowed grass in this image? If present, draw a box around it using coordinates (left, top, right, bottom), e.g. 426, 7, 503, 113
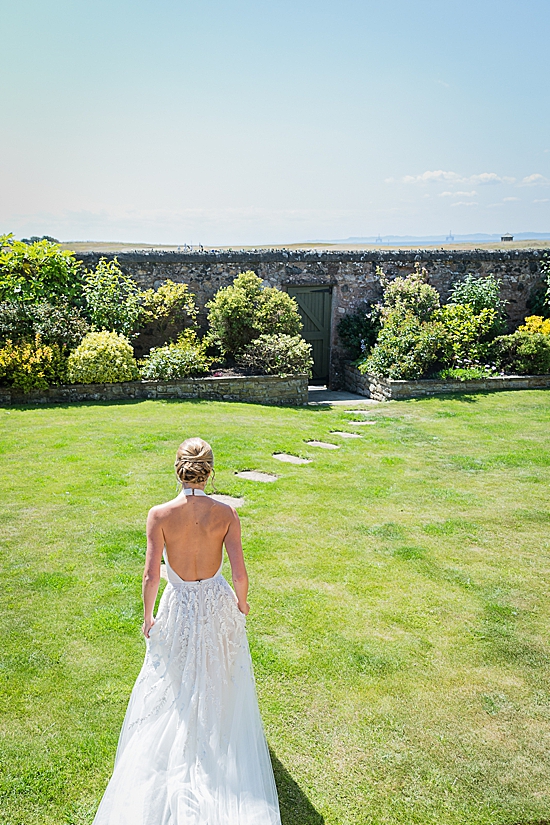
0, 391, 549, 825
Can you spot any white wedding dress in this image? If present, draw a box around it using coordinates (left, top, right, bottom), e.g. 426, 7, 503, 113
93, 491, 281, 825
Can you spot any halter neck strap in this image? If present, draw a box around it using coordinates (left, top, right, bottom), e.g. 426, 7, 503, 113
183, 488, 208, 497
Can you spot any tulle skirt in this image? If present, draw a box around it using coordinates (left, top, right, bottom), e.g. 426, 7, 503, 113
93, 573, 281, 824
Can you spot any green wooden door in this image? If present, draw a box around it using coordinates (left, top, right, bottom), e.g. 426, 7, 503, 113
287, 286, 332, 383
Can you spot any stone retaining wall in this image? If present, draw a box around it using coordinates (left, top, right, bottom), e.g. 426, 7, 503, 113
1, 374, 308, 407
76, 248, 546, 387
344, 363, 550, 402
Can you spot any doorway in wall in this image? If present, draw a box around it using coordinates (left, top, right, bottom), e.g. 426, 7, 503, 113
286, 285, 332, 384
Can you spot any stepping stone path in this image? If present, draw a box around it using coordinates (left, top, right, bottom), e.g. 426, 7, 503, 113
159, 419, 370, 581
236, 470, 278, 482
273, 453, 312, 464
306, 440, 340, 450
211, 494, 245, 507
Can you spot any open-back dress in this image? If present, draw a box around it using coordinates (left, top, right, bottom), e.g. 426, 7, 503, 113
93, 489, 281, 824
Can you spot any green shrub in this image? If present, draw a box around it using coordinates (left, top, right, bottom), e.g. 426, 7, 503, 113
134, 280, 199, 356
434, 303, 498, 363
0, 300, 90, 348
139, 280, 198, 331
380, 263, 440, 322
206, 271, 302, 358
83, 258, 141, 337
435, 366, 496, 381
140, 331, 212, 380
359, 311, 448, 380
67, 331, 139, 384
447, 273, 506, 334
253, 286, 303, 338
337, 302, 381, 359
236, 334, 313, 376
491, 330, 550, 375
0, 335, 67, 392
0, 234, 83, 305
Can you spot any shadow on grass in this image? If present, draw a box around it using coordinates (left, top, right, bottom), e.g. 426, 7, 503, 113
510, 821, 550, 825
270, 750, 325, 824
411, 391, 482, 404
5, 396, 320, 413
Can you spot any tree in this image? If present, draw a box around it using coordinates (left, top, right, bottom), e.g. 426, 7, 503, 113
0, 234, 83, 305
83, 257, 141, 337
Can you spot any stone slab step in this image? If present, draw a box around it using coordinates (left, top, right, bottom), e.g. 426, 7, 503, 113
273, 453, 312, 464
306, 440, 340, 450
235, 470, 278, 482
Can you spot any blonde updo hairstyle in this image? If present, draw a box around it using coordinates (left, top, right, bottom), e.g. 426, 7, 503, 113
175, 437, 214, 488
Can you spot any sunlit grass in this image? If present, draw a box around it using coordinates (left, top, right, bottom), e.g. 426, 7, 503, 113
0, 391, 549, 825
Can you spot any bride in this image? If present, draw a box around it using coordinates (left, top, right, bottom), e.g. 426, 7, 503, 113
93, 437, 281, 824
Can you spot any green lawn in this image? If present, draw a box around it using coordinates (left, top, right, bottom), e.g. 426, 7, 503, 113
1, 391, 549, 825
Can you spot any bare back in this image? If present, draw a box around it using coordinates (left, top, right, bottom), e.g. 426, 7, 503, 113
146, 492, 243, 582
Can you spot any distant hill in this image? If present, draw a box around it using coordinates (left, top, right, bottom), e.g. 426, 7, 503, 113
318, 232, 550, 245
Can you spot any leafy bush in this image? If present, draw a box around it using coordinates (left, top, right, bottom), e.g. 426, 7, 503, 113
447, 273, 506, 334
434, 303, 498, 363
139, 280, 198, 330
83, 258, 141, 337
519, 315, 550, 335
67, 331, 139, 384
0, 335, 67, 392
337, 302, 381, 359
360, 311, 448, 380
491, 331, 550, 375
0, 234, 83, 305
355, 266, 444, 379
380, 263, 440, 322
206, 271, 302, 358
253, 286, 302, 338
0, 300, 90, 348
134, 280, 199, 356
435, 366, 496, 381
236, 334, 313, 376
140, 331, 212, 380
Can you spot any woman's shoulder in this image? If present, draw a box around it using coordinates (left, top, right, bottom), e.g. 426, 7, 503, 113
147, 496, 182, 519
148, 495, 236, 518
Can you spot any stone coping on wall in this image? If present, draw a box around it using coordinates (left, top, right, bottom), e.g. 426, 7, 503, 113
0, 374, 309, 407
75, 248, 546, 266
344, 363, 550, 402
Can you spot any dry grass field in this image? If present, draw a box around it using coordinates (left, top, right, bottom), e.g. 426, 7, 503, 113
59, 240, 550, 255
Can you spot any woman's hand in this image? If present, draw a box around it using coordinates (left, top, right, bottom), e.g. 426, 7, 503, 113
142, 617, 155, 638
238, 601, 250, 616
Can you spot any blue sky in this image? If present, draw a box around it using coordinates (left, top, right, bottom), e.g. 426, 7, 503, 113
1, 0, 549, 244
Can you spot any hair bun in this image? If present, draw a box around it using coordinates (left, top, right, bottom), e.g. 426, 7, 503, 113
175, 437, 214, 485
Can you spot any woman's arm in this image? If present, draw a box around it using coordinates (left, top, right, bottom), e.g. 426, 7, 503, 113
142, 506, 164, 637
224, 508, 250, 615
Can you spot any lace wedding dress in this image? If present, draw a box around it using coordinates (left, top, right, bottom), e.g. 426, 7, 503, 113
93, 491, 281, 825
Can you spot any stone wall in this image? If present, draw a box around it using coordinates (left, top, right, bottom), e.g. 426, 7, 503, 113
1, 374, 308, 407
76, 248, 546, 387
344, 363, 550, 402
